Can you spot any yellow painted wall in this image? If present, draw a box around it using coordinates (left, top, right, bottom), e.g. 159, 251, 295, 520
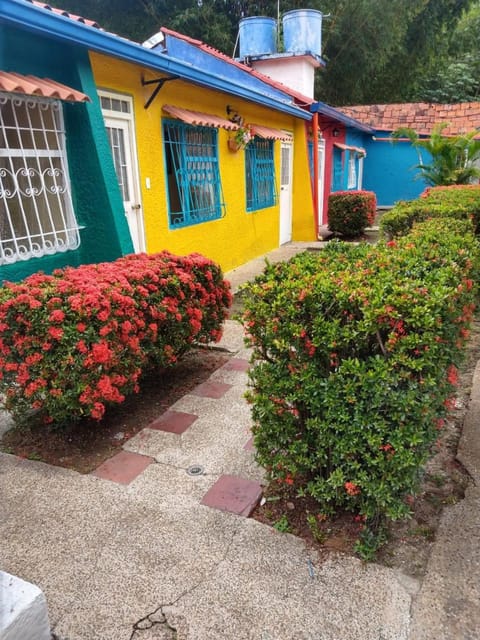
90, 52, 315, 272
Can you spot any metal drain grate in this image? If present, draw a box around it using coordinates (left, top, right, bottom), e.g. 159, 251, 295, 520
186, 464, 205, 477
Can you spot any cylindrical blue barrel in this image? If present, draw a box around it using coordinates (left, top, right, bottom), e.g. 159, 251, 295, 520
283, 9, 322, 57
239, 16, 277, 58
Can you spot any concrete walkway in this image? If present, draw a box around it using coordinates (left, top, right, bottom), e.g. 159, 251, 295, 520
0, 242, 478, 639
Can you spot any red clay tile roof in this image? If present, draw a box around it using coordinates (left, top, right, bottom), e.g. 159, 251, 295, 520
0, 71, 91, 101
29, 1, 101, 28
338, 103, 480, 136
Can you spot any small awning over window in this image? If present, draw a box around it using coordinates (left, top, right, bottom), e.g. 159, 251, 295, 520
162, 104, 239, 131
334, 142, 366, 156
250, 124, 293, 142
0, 71, 91, 102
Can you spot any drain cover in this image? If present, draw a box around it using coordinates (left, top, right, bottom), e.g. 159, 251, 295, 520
186, 464, 205, 477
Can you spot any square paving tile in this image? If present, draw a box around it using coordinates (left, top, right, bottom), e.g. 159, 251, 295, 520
243, 436, 255, 451
191, 381, 232, 399
221, 358, 250, 372
91, 450, 153, 485
148, 410, 198, 434
200, 474, 262, 517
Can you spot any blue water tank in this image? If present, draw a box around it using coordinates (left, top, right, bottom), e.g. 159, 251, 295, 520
283, 9, 322, 57
239, 16, 277, 59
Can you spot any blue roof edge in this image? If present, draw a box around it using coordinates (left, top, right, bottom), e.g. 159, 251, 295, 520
311, 101, 374, 133
0, 0, 311, 121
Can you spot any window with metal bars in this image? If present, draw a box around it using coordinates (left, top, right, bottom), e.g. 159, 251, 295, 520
162, 120, 225, 228
0, 93, 80, 265
245, 138, 277, 212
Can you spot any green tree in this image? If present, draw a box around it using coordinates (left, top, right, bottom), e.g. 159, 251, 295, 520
392, 123, 480, 186
51, 0, 473, 105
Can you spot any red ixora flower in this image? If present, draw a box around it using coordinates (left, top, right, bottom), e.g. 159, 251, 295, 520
344, 481, 361, 496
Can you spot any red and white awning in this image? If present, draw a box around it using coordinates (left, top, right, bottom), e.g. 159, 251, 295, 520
162, 104, 239, 130
0, 71, 91, 102
250, 124, 293, 141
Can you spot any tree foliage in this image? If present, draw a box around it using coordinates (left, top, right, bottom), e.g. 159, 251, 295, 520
52, 0, 474, 105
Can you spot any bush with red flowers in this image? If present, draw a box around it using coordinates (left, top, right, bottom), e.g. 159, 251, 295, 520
241, 218, 479, 556
0, 252, 231, 426
328, 190, 377, 237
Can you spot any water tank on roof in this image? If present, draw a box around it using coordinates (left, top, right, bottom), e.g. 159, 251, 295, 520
239, 16, 277, 59
283, 9, 322, 57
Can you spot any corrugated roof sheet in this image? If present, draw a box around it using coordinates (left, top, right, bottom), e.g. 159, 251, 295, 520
162, 104, 239, 130
29, 0, 101, 28
160, 27, 314, 107
338, 102, 480, 137
0, 71, 91, 102
251, 124, 293, 141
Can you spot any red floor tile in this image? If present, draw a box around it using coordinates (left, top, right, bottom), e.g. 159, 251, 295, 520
201, 474, 262, 517
92, 450, 153, 485
221, 358, 250, 372
192, 381, 232, 399
243, 436, 255, 451
148, 410, 198, 434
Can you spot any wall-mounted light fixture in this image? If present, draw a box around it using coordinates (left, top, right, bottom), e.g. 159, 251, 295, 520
332, 128, 340, 137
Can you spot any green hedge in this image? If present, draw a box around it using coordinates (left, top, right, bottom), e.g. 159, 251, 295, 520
380, 185, 480, 238
0, 252, 231, 426
242, 219, 479, 554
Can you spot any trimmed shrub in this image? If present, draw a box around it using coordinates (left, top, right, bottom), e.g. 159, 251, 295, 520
328, 190, 376, 237
242, 219, 479, 551
421, 184, 480, 233
381, 184, 480, 238
0, 252, 231, 426
379, 200, 473, 238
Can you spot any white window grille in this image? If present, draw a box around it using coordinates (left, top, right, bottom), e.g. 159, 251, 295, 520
347, 152, 357, 189
0, 92, 80, 265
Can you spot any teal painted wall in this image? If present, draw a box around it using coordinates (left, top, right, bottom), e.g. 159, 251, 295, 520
0, 25, 133, 284
346, 129, 429, 206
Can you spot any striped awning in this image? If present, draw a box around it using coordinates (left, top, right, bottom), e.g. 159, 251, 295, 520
250, 124, 293, 141
334, 142, 366, 155
162, 104, 239, 130
0, 71, 91, 102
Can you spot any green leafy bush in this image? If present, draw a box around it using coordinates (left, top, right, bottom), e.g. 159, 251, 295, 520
0, 252, 231, 426
381, 185, 480, 238
421, 184, 480, 233
242, 219, 478, 553
328, 190, 376, 237
379, 200, 473, 238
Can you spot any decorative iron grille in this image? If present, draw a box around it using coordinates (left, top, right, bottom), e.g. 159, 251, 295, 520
0, 93, 80, 265
162, 120, 225, 228
245, 138, 277, 211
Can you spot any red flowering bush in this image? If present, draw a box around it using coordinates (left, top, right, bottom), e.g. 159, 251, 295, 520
242, 219, 479, 555
328, 190, 376, 237
0, 252, 231, 426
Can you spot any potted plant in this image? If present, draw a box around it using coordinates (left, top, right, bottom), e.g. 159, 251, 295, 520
228, 124, 252, 151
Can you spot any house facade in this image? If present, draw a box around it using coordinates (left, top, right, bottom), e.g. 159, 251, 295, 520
340, 102, 480, 207
0, 0, 370, 283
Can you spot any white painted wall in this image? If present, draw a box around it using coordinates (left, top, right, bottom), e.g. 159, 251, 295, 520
251, 56, 317, 99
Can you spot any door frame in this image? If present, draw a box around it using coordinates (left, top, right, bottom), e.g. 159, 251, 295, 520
279, 138, 294, 245
98, 89, 145, 253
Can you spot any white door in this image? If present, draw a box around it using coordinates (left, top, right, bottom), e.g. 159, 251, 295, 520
100, 92, 145, 253
279, 141, 293, 245
317, 138, 326, 227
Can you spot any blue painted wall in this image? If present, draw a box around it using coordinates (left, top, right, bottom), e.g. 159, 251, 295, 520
0, 24, 132, 283
346, 129, 429, 206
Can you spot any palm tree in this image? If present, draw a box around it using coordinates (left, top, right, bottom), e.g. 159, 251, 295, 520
392, 122, 480, 186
